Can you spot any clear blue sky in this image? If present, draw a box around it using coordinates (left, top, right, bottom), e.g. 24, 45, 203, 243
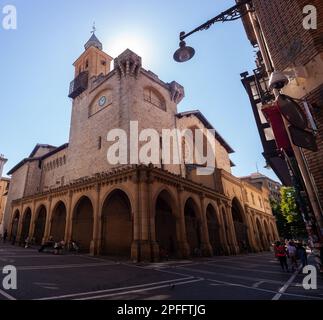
0, 0, 279, 181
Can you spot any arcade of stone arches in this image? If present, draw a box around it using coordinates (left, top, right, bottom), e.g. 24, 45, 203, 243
9, 180, 278, 261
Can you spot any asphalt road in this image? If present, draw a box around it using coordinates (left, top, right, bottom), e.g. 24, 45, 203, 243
0, 243, 322, 300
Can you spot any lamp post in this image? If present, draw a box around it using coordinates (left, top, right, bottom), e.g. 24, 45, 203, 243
173, 0, 252, 62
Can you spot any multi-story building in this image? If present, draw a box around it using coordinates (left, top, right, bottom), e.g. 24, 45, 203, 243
241, 172, 282, 204
4, 32, 278, 261
240, 0, 323, 235
0, 177, 10, 235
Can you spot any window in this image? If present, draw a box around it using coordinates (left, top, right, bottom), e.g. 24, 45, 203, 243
259, 196, 263, 208
98, 136, 102, 150
85, 60, 89, 69
144, 87, 166, 111
251, 193, 255, 205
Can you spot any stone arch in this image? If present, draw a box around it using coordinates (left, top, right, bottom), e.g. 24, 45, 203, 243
231, 198, 250, 252
72, 196, 94, 252
101, 189, 133, 257
152, 185, 178, 216
143, 86, 166, 111
184, 197, 202, 255
50, 201, 67, 242
154, 189, 178, 258
34, 205, 47, 245
20, 208, 32, 244
206, 203, 222, 255
221, 206, 230, 245
11, 209, 20, 239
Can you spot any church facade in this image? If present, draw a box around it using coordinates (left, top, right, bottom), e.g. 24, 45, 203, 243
5, 33, 279, 261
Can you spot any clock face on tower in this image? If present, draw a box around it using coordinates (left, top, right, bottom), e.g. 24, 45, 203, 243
99, 96, 107, 107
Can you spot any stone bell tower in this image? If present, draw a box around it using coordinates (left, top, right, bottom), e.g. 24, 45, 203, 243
69, 29, 113, 99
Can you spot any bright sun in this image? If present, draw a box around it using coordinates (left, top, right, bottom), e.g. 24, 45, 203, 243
106, 33, 155, 68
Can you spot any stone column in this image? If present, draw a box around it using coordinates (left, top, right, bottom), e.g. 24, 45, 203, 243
245, 208, 259, 252
8, 205, 15, 239
16, 204, 24, 245
131, 166, 155, 262
176, 185, 190, 258
199, 194, 213, 257
225, 203, 239, 254
91, 183, 101, 256
131, 175, 141, 262
29, 200, 37, 239
43, 197, 52, 244
64, 191, 73, 244
215, 200, 230, 255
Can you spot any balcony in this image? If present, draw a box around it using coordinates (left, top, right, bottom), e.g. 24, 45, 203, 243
68, 71, 89, 99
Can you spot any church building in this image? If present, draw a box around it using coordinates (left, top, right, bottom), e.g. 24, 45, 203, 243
5, 32, 279, 261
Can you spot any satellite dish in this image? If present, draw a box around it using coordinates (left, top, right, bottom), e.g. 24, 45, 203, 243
276, 94, 308, 130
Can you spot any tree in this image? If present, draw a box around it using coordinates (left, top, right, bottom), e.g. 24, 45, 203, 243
280, 187, 307, 239
269, 187, 307, 239
270, 199, 290, 239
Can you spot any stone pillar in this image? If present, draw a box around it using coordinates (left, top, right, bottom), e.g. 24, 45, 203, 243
16, 204, 24, 245
176, 185, 190, 258
29, 201, 37, 239
91, 184, 101, 256
8, 206, 15, 239
43, 197, 52, 244
131, 166, 156, 262
64, 191, 73, 245
131, 179, 141, 262
199, 194, 213, 257
253, 214, 264, 251
245, 208, 260, 252
215, 200, 230, 255
225, 203, 239, 254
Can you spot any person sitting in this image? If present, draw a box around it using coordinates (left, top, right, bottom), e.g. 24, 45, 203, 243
69, 240, 80, 253
38, 236, 55, 253
54, 240, 65, 255
25, 236, 31, 248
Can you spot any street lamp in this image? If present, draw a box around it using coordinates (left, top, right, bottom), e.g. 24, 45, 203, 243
173, 32, 195, 63
173, 0, 252, 62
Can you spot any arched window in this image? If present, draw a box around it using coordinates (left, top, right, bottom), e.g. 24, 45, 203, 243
144, 87, 166, 111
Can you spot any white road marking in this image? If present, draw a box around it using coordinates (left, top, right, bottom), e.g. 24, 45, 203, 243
16, 262, 117, 271
36, 276, 194, 300
272, 265, 303, 300
204, 262, 283, 275
206, 278, 322, 300
76, 278, 203, 300
0, 288, 16, 301
176, 266, 285, 285
253, 281, 266, 288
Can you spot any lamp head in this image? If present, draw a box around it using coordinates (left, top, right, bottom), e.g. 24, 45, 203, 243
269, 71, 289, 90
173, 40, 195, 63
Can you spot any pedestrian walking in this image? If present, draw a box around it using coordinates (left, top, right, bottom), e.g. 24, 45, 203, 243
296, 243, 308, 268
275, 241, 288, 272
287, 241, 298, 271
